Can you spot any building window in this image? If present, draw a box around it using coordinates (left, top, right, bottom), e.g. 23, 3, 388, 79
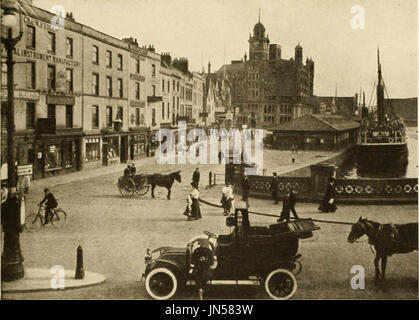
117, 78, 123, 97
65, 105, 73, 128
47, 65, 56, 91
135, 108, 140, 125
48, 32, 55, 53
167, 80, 170, 92
135, 82, 140, 100
106, 50, 112, 68
26, 61, 36, 89
135, 59, 140, 73
92, 73, 99, 95
66, 37, 73, 57
47, 104, 55, 119
177, 82, 179, 92
92, 106, 99, 128
26, 102, 35, 129
152, 64, 156, 76
66, 69, 73, 93
117, 106, 123, 121
106, 106, 113, 127
86, 138, 100, 161
152, 85, 156, 96
106, 76, 112, 96
152, 108, 156, 125
27, 25, 35, 48
117, 54, 123, 70
172, 80, 175, 91
92, 45, 99, 64
162, 102, 165, 119
162, 79, 165, 92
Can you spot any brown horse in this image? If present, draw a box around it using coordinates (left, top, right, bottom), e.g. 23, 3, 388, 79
348, 217, 418, 282
148, 171, 181, 200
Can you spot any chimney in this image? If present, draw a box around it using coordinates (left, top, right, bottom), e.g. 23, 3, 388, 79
208, 61, 211, 74
173, 57, 189, 73
161, 52, 172, 67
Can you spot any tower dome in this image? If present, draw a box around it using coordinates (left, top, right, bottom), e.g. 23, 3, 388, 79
253, 21, 265, 37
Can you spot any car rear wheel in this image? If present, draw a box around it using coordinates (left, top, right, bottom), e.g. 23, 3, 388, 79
145, 267, 178, 300
264, 268, 297, 300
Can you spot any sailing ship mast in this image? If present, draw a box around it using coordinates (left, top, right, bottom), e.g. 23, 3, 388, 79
377, 49, 385, 125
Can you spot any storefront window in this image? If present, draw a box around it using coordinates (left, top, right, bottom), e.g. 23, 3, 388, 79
45, 144, 62, 171
62, 141, 73, 167
86, 138, 100, 161
107, 136, 119, 158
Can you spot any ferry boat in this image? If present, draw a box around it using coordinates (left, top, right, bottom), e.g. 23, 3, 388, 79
356, 50, 408, 166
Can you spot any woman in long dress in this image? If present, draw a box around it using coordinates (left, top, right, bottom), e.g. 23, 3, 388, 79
188, 182, 202, 220
318, 177, 337, 213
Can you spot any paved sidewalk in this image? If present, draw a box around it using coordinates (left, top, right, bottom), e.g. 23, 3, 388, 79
1, 268, 106, 293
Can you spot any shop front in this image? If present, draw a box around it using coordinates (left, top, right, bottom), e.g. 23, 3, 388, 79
33, 133, 81, 179
102, 134, 120, 166
129, 130, 148, 160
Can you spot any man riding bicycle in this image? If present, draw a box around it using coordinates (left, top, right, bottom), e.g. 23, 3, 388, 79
40, 188, 58, 225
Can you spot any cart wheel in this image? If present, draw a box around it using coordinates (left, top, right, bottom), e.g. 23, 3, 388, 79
25, 213, 42, 232
119, 177, 135, 197
145, 267, 178, 300
135, 183, 150, 196
264, 268, 297, 300
291, 260, 302, 276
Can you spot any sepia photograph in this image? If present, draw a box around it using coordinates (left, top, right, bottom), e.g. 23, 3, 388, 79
0, 0, 417, 302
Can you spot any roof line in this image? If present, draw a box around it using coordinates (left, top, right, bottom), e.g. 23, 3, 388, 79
310, 114, 340, 131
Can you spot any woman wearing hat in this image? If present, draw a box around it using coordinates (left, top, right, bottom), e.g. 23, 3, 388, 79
187, 182, 202, 220
318, 177, 337, 213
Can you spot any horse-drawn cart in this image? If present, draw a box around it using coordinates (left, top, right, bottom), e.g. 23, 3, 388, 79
118, 174, 150, 197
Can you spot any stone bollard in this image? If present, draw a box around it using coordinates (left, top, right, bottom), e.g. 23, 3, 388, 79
75, 245, 85, 280
292, 158, 295, 164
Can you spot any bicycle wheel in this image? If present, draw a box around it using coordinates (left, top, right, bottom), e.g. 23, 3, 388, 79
25, 213, 42, 232
51, 209, 67, 229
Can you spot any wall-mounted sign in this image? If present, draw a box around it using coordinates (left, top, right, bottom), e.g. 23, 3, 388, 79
49, 145, 56, 153
17, 165, 33, 176
14, 48, 81, 68
37, 152, 42, 159
1, 89, 40, 100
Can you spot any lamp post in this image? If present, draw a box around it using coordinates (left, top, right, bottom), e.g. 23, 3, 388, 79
1, 0, 24, 282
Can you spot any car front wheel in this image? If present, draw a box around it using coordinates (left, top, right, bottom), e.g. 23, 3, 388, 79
264, 268, 297, 300
145, 267, 178, 300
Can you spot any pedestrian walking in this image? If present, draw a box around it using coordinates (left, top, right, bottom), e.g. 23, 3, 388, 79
187, 182, 202, 220
270, 172, 279, 204
192, 168, 200, 189
318, 177, 337, 213
279, 190, 299, 222
221, 182, 235, 216
241, 175, 250, 203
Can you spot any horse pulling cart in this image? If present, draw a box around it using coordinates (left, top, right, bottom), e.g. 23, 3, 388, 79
118, 174, 150, 197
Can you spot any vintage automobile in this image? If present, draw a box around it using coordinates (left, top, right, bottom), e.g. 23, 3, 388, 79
141, 201, 320, 300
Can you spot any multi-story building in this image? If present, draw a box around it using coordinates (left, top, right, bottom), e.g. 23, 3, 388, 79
216, 18, 315, 129
1, 5, 84, 179
1, 1, 214, 180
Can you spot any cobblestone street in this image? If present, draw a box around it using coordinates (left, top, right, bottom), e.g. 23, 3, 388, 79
2, 156, 417, 299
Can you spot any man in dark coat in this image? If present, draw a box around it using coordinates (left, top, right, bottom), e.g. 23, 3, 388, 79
241, 175, 250, 202
130, 163, 136, 175
124, 164, 131, 176
279, 190, 299, 221
318, 177, 337, 213
270, 172, 279, 204
192, 168, 200, 188
40, 188, 58, 224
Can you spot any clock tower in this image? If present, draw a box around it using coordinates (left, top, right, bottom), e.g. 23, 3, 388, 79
248, 17, 270, 61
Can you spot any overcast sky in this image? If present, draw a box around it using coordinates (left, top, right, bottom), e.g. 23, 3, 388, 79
33, 0, 417, 98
